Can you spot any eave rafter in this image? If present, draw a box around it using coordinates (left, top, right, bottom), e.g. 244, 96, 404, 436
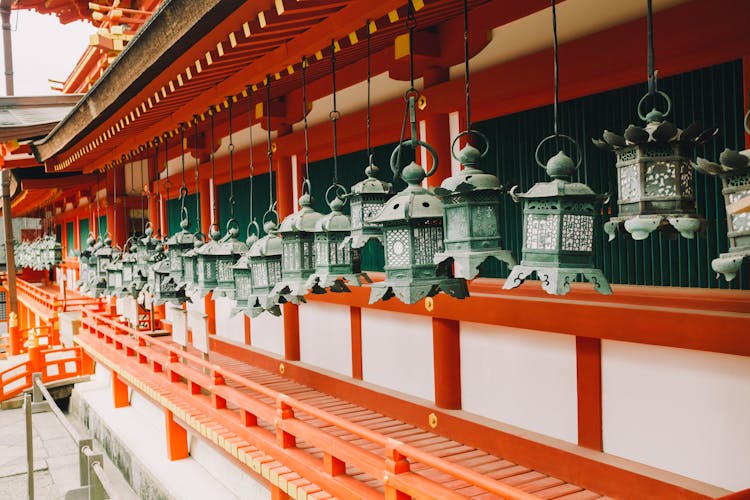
41, 0, 506, 174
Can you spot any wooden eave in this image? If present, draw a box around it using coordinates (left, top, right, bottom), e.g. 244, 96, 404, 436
33, 0, 534, 174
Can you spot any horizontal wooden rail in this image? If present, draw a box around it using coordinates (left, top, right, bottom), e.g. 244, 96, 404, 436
0, 346, 88, 401
79, 305, 542, 500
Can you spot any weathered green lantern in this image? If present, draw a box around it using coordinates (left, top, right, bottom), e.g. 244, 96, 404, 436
593, 97, 717, 240
118, 238, 139, 297
131, 225, 158, 296
41, 235, 62, 270
342, 160, 392, 249
246, 215, 283, 318
696, 146, 750, 281
504, 140, 611, 296
148, 243, 188, 305
181, 235, 203, 294
434, 132, 516, 278
231, 223, 259, 314
309, 187, 371, 293
91, 237, 119, 297
166, 210, 197, 285
105, 257, 124, 296
212, 220, 248, 299
368, 141, 469, 304
76, 234, 96, 293
193, 227, 222, 297
270, 181, 323, 303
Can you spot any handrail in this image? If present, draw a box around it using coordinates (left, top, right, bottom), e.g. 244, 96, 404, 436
0, 345, 89, 401
80, 306, 542, 500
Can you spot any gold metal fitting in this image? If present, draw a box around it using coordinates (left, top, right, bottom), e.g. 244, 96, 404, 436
424, 297, 434, 312
279, 362, 285, 374
428, 412, 438, 429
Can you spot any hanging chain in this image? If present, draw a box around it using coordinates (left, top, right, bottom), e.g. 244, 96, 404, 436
394, 5, 419, 181
463, 0, 471, 131
366, 20, 372, 163
330, 41, 340, 186
302, 57, 311, 182
179, 123, 188, 217
266, 75, 274, 211
551, 0, 559, 137
163, 133, 171, 213
139, 147, 145, 233
247, 87, 255, 224
228, 97, 236, 219
193, 115, 201, 233
407, 2, 416, 91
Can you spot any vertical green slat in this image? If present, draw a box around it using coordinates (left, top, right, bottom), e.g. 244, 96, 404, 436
66, 221, 74, 257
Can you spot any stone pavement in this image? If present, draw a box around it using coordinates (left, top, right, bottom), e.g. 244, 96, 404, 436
0, 395, 137, 500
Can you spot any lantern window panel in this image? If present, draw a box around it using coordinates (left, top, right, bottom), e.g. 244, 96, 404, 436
679, 163, 695, 199
362, 202, 384, 223
315, 241, 329, 265
727, 173, 750, 188
385, 228, 411, 267
236, 274, 251, 299
331, 241, 350, 265
446, 206, 470, 241
561, 214, 594, 252
169, 250, 182, 270
526, 213, 559, 250
618, 164, 640, 202
269, 260, 282, 283
412, 223, 444, 266
251, 262, 269, 286
217, 259, 234, 281
729, 190, 750, 232
644, 161, 679, 198
616, 149, 637, 162
470, 205, 499, 238
123, 267, 132, 283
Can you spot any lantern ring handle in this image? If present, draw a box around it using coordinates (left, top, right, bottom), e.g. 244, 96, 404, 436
262, 203, 279, 226
637, 90, 671, 121
390, 139, 439, 178
403, 88, 420, 102
325, 184, 348, 207
534, 134, 582, 170
744, 109, 750, 136
247, 219, 260, 238
451, 129, 490, 163
180, 206, 190, 225
179, 186, 188, 199
226, 218, 240, 237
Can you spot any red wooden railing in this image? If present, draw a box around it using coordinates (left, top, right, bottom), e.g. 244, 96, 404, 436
0, 343, 91, 401
78, 306, 542, 500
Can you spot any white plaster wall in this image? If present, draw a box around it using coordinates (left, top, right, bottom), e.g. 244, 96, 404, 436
299, 302, 352, 377
602, 340, 750, 491
185, 290, 206, 314
213, 296, 246, 344
460, 322, 578, 444
361, 309, 434, 402
249, 313, 285, 356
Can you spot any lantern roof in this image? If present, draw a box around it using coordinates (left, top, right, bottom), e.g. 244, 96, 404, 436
593, 119, 717, 152
514, 178, 604, 200
369, 161, 443, 223
350, 163, 392, 195
438, 144, 502, 193
166, 219, 198, 246
696, 148, 750, 176
197, 230, 248, 256
315, 197, 351, 233
248, 232, 282, 258
276, 194, 323, 233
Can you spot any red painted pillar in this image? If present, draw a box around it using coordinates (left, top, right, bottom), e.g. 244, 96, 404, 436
60, 220, 68, 259
432, 318, 461, 409
107, 166, 127, 246
576, 337, 603, 451
148, 154, 160, 236
275, 125, 301, 362
350, 307, 362, 380
73, 217, 80, 252
422, 66, 453, 188
89, 188, 98, 239
244, 315, 251, 345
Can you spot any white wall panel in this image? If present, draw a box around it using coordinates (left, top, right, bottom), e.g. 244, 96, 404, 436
250, 312, 285, 356
602, 340, 750, 491
299, 302, 352, 377
361, 309, 433, 402
460, 322, 578, 444
213, 296, 245, 344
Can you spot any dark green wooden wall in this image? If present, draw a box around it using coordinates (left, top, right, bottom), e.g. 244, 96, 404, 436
165, 60, 747, 289
217, 172, 277, 239
167, 193, 200, 235
66, 222, 74, 256
79, 219, 89, 250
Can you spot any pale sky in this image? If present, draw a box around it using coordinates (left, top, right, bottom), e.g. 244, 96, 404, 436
3, 9, 92, 96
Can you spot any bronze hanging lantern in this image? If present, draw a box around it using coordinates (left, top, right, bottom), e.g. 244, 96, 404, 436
105, 253, 124, 296
92, 236, 118, 297
695, 125, 750, 281
181, 236, 203, 294
592, 0, 716, 241
232, 223, 259, 314
504, 141, 611, 295
368, 132, 468, 304
271, 181, 323, 303
117, 237, 139, 297
309, 187, 371, 293
247, 214, 283, 318
212, 220, 249, 299
166, 206, 197, 285
148, 241, 188, 305
76, 234, 96, 293
434, 132, 516, 278
344, 160, 392, 249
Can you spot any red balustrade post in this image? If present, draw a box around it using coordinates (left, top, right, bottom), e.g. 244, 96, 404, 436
211, 369, 226, 410
275, 396, 296, 449
8, 311, 20, 355
112, 372, 130, 408
384, 439, 410, 500
164, 409, 189, 461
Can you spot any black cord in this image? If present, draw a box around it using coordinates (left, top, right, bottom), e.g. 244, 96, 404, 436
266, 75, 274, 212
330, 40, 339, 186
463, 0, 471, 131
302, 58, 310, 182
247, 88, 255, 225
646, 0, 656, 94
551, 0, 559, 137
210, 111, 217, 226
228, 97, 235, 219
366, 20, 372, 163
194, 115, 200, 233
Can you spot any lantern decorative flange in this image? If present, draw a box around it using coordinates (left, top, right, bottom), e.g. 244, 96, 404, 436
368, 140, 469, 305
696, 146, 750, 281
434, 130, 516, 279
504, 137, 612, 296
246, 215, 283, 318
593, 93, 717, 241
309, 185, 372, 294
342, 159, 393, 249
271, 182, 323, 304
